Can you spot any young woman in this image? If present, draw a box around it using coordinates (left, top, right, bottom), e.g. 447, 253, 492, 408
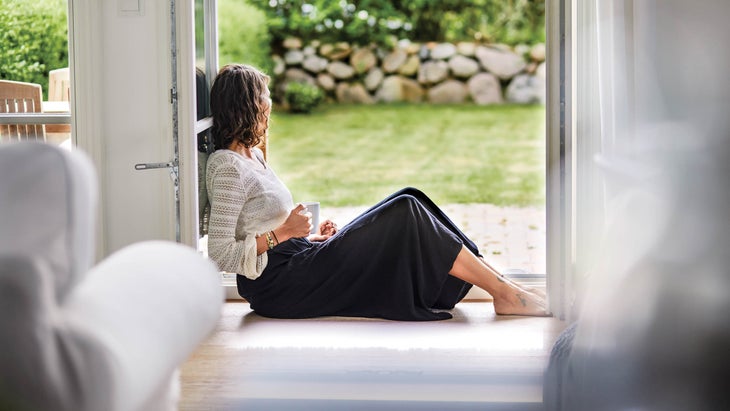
206, 64, 547, 321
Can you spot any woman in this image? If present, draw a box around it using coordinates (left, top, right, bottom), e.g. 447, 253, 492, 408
206, 64, 546, 321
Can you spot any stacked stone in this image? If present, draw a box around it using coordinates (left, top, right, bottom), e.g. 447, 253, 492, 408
273, 38, 546, 105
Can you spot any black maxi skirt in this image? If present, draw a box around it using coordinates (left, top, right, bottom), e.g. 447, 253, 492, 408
237, 187, 483, 321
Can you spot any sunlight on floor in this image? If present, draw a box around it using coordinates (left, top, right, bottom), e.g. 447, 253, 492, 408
181, 302, 565, 410
231, 303, 550, 352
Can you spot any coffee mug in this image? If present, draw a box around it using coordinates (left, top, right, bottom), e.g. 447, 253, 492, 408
301, 201, 320, 235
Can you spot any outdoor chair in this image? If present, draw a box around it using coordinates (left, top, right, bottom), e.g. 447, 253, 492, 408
48, 67, 71, 102
0, 80, 45, 141
46, 67, 72, 134
0, 142, 223, 411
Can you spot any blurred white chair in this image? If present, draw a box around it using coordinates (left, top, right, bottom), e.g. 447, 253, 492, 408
0, 142, 223, 411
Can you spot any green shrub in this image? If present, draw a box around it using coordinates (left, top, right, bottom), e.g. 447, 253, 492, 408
0, 0, 68, 99
251, 0, 545, 47
284, 82, 323, 114
217, 0, 272, 75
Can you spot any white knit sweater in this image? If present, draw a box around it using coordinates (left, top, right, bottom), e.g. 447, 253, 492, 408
206, 148, 293, 279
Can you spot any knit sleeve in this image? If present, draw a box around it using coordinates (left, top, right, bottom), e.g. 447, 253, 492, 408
206, 161, 267, 279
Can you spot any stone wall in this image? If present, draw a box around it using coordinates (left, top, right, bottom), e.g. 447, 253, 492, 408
272, 38, 546, 105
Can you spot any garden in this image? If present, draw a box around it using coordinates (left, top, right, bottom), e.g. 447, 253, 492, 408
216, 0, 548, 272
2, 0, 547, 208
219, 0, 547, 208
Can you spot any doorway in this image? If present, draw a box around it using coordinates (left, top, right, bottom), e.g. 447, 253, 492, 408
188, 0, 556, 307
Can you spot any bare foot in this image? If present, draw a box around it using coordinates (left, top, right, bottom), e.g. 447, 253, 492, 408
492, 286, 549, 316
510, 279, 547, 300
477, 257, 547, 299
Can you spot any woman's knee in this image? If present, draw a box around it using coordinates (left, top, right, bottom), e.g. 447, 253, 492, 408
384, 194, 424, 219
395, 187, 425, 198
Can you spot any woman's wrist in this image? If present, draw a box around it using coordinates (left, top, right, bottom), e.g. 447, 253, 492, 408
264, 231, 275, 250
270, 229, 279, 245
271, 227, 287, 244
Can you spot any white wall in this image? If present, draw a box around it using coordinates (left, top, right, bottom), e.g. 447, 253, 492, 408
70, 0, 177, 257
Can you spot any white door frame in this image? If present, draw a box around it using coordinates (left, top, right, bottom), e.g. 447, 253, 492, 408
175, 0, 200, 249
176, 0, 218, 250
68, 0, 178, 258
67, 0, 106, 260
546, 0, 575, 321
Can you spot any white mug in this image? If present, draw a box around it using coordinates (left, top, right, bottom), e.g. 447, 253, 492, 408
301, 202, 320, 235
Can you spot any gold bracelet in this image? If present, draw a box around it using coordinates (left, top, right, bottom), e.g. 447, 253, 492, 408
271, 230, 279, 245
265, 231, 275, 250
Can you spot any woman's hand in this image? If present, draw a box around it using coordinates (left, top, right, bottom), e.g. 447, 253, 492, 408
308, 219, 338, 242
319, 220, 338, 236
278, 204, 313, 241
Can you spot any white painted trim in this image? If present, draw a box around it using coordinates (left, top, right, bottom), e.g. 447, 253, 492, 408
195, 117, 213, 135
546, 0, 576, 321
67, 0, 107, 261
573, 0, 605, 320
176, 0, 199, 248
223, 284, 241, 300
178, 0, 219, 250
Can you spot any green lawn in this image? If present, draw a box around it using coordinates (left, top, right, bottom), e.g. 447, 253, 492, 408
267, 104, 546, 207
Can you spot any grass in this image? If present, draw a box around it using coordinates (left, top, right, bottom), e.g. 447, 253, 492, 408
267, 104, 546, 207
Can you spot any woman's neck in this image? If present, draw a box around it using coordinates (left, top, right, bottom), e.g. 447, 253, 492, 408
228, 141, 265, 169
228, 141, 251, 158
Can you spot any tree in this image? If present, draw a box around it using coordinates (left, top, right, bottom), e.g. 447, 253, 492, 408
250, 0, 545, 47
217, 0, 272, 73
0, 0, 68, 99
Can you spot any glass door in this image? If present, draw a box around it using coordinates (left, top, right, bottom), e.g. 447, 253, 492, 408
0, 0, 72, 148
193, 0, 217, 251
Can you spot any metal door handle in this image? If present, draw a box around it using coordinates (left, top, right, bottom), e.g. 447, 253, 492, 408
134, 162, 174, 170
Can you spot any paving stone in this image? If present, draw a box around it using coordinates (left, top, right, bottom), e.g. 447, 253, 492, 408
322, 203, 546, 274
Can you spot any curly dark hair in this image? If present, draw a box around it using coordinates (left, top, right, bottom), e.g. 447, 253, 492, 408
210, 64, 271, 151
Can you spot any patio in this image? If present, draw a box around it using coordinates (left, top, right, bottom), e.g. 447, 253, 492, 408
0, 70, 71, 145
322, 203, 546, 276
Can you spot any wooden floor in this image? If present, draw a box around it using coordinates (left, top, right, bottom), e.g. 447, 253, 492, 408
179, 301, 566, 411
